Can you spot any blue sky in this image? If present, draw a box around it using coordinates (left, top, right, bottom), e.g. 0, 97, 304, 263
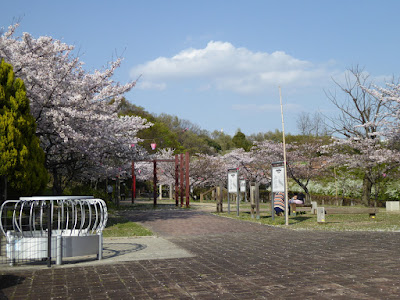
1, 0, 400, 136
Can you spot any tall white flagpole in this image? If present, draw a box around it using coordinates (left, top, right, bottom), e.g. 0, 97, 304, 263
279, 87, 289, 226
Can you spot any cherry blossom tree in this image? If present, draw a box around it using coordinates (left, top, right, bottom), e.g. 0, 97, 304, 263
223, 148, 270, 184
325, 66, 392, 204
285, 140, 329, 200
322, 137, 400, 205
0, 24, 151, 194
189, 153, 227, 187
152, 148, 176, 186
361, 82, 400, 140
189, 147, 271, 192
252, 140, 283, 177
253, 139, 329, 201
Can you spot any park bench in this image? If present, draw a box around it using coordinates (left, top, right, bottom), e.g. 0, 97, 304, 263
324, 207, 377, 219
289, 203, 312, 216
290, 203, 377, 219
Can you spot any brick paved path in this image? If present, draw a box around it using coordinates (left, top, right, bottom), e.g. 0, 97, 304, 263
2, 209, 400, 299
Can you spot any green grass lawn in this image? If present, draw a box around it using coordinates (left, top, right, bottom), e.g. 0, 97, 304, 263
215, 209, 400, 232
103, 214, 153, 237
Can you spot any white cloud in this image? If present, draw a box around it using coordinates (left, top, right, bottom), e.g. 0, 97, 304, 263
130, 41, 333, 94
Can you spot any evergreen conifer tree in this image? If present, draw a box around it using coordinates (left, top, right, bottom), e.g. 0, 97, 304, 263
0, 59, 48, 200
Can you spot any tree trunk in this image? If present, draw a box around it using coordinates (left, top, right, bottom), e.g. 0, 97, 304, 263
303, 188, 311, 205
292, 179, 310, 204
116, 177, 120, 208
286, 166, 310, 204
0, 176, 7, 203
361, 175, 372, 206
52, 169, 63, 195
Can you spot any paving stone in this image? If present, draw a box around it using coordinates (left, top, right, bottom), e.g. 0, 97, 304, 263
2, 209, 400, 299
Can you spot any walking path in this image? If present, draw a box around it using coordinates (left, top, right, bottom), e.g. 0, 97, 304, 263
1, 205, 400, 299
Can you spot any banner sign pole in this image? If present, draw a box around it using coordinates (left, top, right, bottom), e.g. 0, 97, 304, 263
227, 168, 238, 215
236, 169, 239, 216
271, 161, 285, 221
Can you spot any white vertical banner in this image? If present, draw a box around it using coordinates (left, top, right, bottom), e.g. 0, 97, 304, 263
239, 180, 246, 193
272, 166, 285, 193
228, 172, 238, 193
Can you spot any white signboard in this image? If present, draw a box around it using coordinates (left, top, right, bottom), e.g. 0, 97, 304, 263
240, 180, 246, 193
228, 171, 238, 193
272, 166, 285, 192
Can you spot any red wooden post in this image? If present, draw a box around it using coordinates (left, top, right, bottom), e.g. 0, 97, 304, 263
185, 152, 190, 207
131, 161, 135, 204
175, 154, 179, 206
180, 153, 184, 207
133, 174, 136, 201
153, 160, 157, 207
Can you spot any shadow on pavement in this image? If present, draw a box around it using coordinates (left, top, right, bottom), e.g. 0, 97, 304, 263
59, 242, 148, 265
103, 243, 147, 259
0, 274, 25, 297
120, 207, 205, 223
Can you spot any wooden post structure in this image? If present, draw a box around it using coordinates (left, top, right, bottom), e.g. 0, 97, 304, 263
250, 182, 256, 218
217, 183, 223, 212
255, 182, 260, 219
334, 166, 338, 205
180, 153, 184, 207
132, 157, 179, 207
153, 160, 157, 207
175, 155, 179, 206
185, 152, 190, 208
133, 163, 136, 203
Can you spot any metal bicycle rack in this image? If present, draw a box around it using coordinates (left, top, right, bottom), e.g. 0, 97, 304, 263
0, 196, 108, 266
